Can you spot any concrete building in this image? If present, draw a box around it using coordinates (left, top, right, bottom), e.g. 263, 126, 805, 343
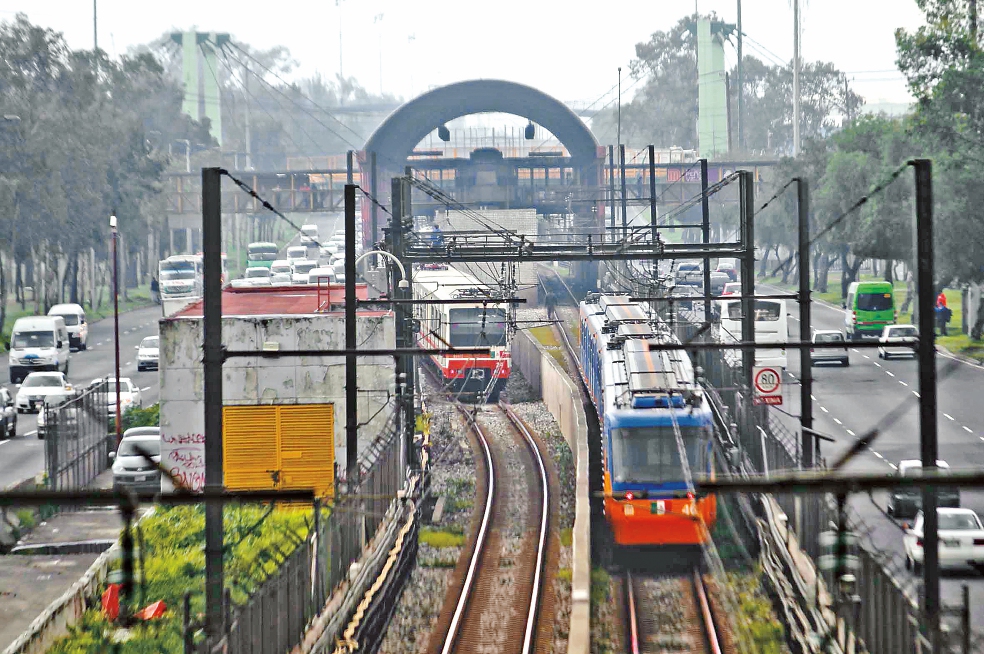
159, 285, 396, 495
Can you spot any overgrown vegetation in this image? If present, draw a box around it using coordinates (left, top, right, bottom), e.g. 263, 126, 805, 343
418, 526, 465, 548
121, 403, 160, 432
47, 504, 313, 652
729, 570, 789, 654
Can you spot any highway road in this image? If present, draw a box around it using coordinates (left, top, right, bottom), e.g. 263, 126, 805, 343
0, 303, 164, 489
764, 284, 984, 631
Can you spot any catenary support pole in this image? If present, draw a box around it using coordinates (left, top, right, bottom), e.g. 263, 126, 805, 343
345, 184, 359, 482
648, 145, 657, 290
608, 145, 616, 241
346, 150, 354, 185
912, 158, 940, 652
401, 177, 416, 472
390, 177, 409, 468
619, 144, 628, 242
700, 159, 711, 325
111, 217, 121, 444
797, 178, 813, 468
201, 167, 225, 640
739, 171, 756, 380
370, 151, 378, 247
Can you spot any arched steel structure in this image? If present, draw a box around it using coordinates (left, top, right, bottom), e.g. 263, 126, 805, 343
363, 79, 600, 166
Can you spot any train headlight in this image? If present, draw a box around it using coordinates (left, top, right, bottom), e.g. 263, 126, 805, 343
623, 504, 635, 516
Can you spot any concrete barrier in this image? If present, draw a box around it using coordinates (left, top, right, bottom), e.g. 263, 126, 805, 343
512, 330, 591, 654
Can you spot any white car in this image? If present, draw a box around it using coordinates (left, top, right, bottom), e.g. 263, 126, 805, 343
878, 324, 918, 359
722, 282, 741, 296
269, 260, 293, 285
286, 246, 308, 265
299, 224, 319, 245
91, 377, 143, 417
904, 508, 984, 573
291, 260, 318, 285
319, 244, 339, 259
16, 372, 72, 413
240, 267, 273, 287
36, 393, 75, 439
811, 330, 849, 366
136, 336, 159, 372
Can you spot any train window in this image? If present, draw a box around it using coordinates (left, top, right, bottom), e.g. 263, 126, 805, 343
448, 308, 507, 347
610, 427, 705, 484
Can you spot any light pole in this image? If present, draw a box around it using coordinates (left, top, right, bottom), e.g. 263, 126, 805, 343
111, 215, 122, 443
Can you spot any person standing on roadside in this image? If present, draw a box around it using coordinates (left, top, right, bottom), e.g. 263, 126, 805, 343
936, 289, 949, 335
150, 275, 160, 304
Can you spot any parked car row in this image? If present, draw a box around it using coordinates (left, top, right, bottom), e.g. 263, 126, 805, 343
233, 222, 360, 289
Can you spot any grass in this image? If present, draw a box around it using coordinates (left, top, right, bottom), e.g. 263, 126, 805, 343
528, 326, 559, 348
762, 271, 984, 363
418, 526, 466, 548
0, 283, 156, 352
559, 527, 573, 547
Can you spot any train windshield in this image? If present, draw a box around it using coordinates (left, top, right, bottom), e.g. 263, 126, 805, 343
610, 426, 707, 484
448, 308, 507, 347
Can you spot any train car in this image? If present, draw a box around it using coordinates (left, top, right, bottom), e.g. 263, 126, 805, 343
414, 266, 511, 401
578, 294, 717, 546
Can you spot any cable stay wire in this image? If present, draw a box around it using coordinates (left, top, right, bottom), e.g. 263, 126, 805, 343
756, 178, 797, 214
226, 41, 366, 148
220, 169, 325, 250
769, 162, 909, 279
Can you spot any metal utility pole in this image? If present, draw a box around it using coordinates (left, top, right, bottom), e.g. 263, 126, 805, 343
370, 152, 378, 247
619, 144, 628, 241
93, 0, 98, 52
201, 167, 225, 640
617, 67, 622, 149
390, 177, 414, 469
792, 0, 801, 156
648, 145, 658, 289
608, 146, 616, 241
736, 0, 744, 151
243, 60, 252, 170
738, 171, 756, 378
912, 158, 941, 652
111, 215, 121, 444
346, 150, 354, 185
700, 159, 711, 325
797, 178, 813, 468
345, 184, 359, 482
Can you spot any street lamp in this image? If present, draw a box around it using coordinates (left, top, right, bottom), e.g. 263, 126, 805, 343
111, 215, 122, 443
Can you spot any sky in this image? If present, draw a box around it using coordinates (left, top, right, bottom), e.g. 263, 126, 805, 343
0, 0, 927, 113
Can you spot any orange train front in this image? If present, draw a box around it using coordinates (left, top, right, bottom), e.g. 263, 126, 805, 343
578, 294, 717, 546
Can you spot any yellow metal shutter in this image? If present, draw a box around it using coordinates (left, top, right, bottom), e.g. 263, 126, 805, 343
223, 406, 280, 490
278, 404, 335, 497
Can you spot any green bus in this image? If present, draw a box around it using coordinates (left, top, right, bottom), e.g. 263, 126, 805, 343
246, 242, 279, 269
844, 281, 896, 340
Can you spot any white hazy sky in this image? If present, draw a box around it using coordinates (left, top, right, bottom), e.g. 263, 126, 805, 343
0, 1, 926, 110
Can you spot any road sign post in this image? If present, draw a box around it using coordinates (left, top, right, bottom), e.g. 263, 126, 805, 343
752, 365, 783, 406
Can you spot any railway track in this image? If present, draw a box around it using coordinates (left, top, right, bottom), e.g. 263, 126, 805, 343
625, 568, 726, 654
434, 400, 551, 654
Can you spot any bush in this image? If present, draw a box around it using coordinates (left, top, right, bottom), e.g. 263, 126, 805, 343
419, 527, 465, 548
121, 403, 159, 431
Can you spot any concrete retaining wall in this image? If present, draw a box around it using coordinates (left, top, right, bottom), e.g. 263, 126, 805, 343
512, 330, 590, 654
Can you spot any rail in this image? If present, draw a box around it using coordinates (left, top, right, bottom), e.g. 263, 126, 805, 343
625, 568, 725, 654
439, 401, 551, 654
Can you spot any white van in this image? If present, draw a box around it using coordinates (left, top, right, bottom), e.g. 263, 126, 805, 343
300, 224, 319, 245
48, 303, 87, 351
9, 316, 71, 383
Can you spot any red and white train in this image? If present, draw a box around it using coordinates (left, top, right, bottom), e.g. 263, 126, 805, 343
413, 266, 511, 401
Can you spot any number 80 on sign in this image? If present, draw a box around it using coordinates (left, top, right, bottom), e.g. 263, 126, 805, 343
753, 366, 783, 406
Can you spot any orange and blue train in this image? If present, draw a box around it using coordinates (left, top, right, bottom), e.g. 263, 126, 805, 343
578, 294, 716, 546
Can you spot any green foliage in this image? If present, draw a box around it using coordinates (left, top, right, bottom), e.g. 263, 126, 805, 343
555, 567, 572, 582
590, 567, 611, 605
559, 527, 573, 547
47, 504, 313, 651
728, 570, 787, 654
121, 403, 160, 431
418, 526, 465, 548
14, 508, 36, 529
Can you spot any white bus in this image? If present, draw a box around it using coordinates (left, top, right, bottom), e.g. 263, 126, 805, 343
159, 255, 203, 317
716, 297, 788, 370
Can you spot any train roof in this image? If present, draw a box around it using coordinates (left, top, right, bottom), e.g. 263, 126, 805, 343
413, 266, 507, 304
612, 337, 701, 409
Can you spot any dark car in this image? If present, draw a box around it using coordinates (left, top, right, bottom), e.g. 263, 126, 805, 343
0, 388, 15, 438
888, 459, 960, 519
716, 261, 738, 281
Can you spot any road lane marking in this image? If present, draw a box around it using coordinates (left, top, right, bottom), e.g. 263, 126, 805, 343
913, 391, 920, 398
820, 406, 829, 413
141, 387, 150, 391
888, 462, 898, 470
125, 361, 132, 366
811, 394, 817, 401
874, 362, 882, 367
846, 429, 856, 436
0, 440, 7, 446
25, 430, 36, 436
833, 418, 843, 425
873, 451, 884, 459
965, 426, 974, 434
899, 381, 908, 387
885, 370, 895, 377
944, 413, 955, 421
862, 355, 870, 359
851, 348, 860, 353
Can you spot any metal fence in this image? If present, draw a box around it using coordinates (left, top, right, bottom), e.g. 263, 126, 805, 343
699, 345, 965, 654
43, 383, 111, 493
196, 415, 406, 654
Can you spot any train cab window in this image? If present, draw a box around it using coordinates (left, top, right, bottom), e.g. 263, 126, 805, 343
448, 308, 507, 347
610, 427, 706, 484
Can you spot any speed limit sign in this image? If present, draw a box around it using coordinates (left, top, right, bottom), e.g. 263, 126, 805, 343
753, 366, 783, 406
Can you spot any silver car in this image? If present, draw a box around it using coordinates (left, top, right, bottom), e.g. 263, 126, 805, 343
136, 336, 159, 372
111, 427, 161, 492
811, 330, 849, 366
878, 324, 918, 359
